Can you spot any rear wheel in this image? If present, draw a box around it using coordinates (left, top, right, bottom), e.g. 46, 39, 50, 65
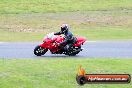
34, 45, 48, 56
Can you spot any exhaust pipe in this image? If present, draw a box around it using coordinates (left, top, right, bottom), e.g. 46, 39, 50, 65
72, 48, 83, 53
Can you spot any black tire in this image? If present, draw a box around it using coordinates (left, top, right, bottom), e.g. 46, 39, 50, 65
34, 45, 48, 56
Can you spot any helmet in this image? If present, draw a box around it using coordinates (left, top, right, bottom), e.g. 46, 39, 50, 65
61, 24, 69, 33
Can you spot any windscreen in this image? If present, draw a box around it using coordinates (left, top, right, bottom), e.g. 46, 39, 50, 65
46, 33, 55, 40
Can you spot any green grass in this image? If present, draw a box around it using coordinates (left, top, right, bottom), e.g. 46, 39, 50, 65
0, 0, 132, 14
0, 58, 132, 88
0, 11, 132, 41
0, 0, 132, 41
0, 1, 132, 88
1, 26, 132, 42
0, 30, 43, 42
75, 27, 132, 40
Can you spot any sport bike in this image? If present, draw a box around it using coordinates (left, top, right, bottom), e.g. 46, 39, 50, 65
34, 32, 86, 56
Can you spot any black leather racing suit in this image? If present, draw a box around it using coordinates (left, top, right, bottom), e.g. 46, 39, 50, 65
54, 31, 76, 51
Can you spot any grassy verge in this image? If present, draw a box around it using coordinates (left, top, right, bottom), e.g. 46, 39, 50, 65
0, 0, 132, 14
1, 26, 132, 42
0, 58, 132, 88
0, 0, 132, 41
0, 11, 132, 41
0, 30, 43, 42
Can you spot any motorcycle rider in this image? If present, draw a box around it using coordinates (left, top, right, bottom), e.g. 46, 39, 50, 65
54, 24, 76, 52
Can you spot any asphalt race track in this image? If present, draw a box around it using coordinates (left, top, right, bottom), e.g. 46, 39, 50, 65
0, 41, 132, 59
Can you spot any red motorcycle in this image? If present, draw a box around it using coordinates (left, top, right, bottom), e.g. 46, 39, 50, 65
34, 32, 86, 56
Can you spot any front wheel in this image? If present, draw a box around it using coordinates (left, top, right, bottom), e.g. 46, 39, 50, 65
34, 45, 48, 56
